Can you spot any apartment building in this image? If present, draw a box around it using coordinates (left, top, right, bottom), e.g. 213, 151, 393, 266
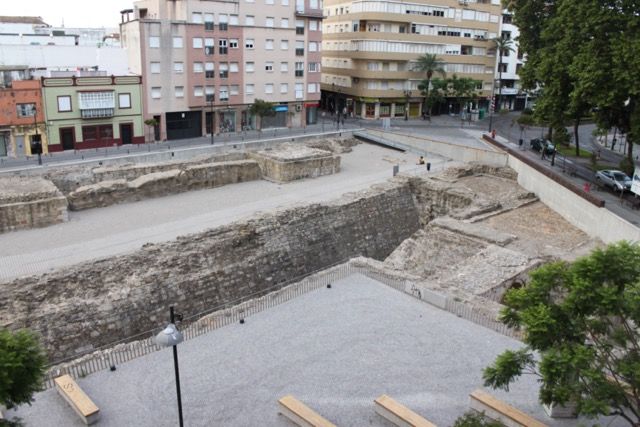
495, 9, 526, 111
321, 0, 501, 119
0, 80, 46, 157
121, 0, 322, 141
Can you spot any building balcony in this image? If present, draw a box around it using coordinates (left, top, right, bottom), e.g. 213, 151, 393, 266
295, 8, 324, 18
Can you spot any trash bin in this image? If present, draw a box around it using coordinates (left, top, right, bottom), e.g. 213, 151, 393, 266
478, 109, 485, 120
471, 110, 479, 122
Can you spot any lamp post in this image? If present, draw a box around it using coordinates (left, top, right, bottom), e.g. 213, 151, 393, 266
156, 307, 185, 427
209, 100, 215, 145
403, 90, 411, 121
488, 79, 498, 133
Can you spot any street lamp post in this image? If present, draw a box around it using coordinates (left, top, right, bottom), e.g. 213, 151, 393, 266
209, 100, 215, 145
488, 80, 498, 133
156, 307, 185, 427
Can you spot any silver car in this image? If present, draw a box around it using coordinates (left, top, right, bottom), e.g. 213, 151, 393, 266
595, 169, 632, 192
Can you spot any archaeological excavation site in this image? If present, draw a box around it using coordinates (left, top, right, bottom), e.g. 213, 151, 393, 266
0, 134, 599, 362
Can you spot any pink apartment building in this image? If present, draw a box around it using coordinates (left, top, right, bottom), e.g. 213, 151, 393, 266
121, 0, 322, 141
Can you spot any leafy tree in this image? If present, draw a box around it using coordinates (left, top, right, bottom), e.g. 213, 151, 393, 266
248, 99, 275, 132
412, 54, 446, 118
453, 411, 505, 427
492, 37, 514, 112
0, 328, 47, 409
449, 74, 482, 117
515, 112, 535, 142
144, 118, 158, 143
418, 78, 446, 117
483, 242, 640, 426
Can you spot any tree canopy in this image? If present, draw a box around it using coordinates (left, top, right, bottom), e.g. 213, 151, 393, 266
507, 0, 640, 158
483, 241, 640, 425
248, 99, 276, 131
413, 54, 446, 117
0, 328, 47, 409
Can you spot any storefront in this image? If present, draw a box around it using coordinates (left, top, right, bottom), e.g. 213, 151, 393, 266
305, 103, 319, 125
220, 110, 236, 133
262, 105, 288, 129
166, 111, 202, 140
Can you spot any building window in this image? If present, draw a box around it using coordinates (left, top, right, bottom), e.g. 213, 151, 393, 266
150, 62, 161, 74
151, 87, 161, 99
174, 62, 184, 73
309, 41, 318, 52
245, 15, 255, 26
206, 86, 215, 102
308, 62, 320, 72
82, 125, 113, 142
192, 12, 203, 23
296, 19, 305, 35
219, 14, 228, 30
173, 36, 183, 48
265, 83, 274, 94
230, 85, 239, 96
193, 37, 203, 49
266, 17, 274, 27
230, 39, 239, 49
280, 83, 288, 93
265, 39, 274, 50
307, 83, 317, 93
309, 20, 318, 31
219, 63, 229, 78
205, 38, 214, 55
245, 38, 254, 49
246, 61, 255, 72
118, 93, 131, 109
281, 18, 289, 28
220, 86, 229, 101
194, 86, 204, 97
282, 0, 289, 5
281, 40, 289, 50
205, 14, 214, 30
175, 86, 184, 98
230, 15, 239, 25
295, 62, 304, 77
498, 63, 508, 73
295, 83, 303, 99
16, 103, 36, 117
295, 40, 304, 55
206, 62, 215, 78
230, 62, 239, 73
265, 62, 274, 72
246, 84, 254, 94
219, 39, 228, 54
57, 96, 72, 112
194, 62, 204, 73
149, 36, 160, 48
280, 62, 288, 72
266, 0, 274, 4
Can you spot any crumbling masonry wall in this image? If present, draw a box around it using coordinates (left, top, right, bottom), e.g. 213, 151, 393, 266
0, 179, 420, 362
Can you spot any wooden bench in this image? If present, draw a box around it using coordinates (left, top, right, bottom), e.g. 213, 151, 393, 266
470, 390, 547, 427
278, 395, 337, 427
374, 394, 436, 427
54, 375, 100, 425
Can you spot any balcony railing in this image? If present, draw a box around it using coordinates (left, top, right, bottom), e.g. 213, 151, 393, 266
295, 8, 324, 18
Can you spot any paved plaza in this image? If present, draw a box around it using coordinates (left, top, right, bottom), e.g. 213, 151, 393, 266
8, 274, 628, 426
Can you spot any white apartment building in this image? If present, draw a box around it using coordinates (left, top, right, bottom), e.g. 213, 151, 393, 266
495, 9, 527, 111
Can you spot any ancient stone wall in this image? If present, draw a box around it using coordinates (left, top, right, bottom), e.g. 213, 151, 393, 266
249, 144, 340, 182
0, 177, 68, 233
67, 160, 261, 210
0, 179, 420, 362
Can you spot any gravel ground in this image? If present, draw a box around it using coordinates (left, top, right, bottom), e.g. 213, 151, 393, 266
0, 144, 448, 281
8, 274, 626, 427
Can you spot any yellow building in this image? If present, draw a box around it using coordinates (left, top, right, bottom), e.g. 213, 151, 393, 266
320, 0, 501, 119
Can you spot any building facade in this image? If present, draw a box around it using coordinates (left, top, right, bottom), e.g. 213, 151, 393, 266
320, 0, 501, 119
120, 0, 322, 141
0, 80, 46, 157
41, 75, 144, 152
495, 9, 526, 111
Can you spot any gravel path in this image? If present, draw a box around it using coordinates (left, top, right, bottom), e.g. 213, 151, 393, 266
9, 274, 626, 427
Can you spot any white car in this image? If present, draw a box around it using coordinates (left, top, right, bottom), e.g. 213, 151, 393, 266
595, 169, 632, 192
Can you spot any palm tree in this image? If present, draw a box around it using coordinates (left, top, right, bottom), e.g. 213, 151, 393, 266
492, 36, 515, 112
412, 54, 446, 118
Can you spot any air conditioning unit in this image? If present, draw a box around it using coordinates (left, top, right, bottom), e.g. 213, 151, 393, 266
295, 104, 302, 112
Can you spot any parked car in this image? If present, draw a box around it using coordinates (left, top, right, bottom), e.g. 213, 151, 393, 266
530, 138, 555, 155
595, 169, 632, 192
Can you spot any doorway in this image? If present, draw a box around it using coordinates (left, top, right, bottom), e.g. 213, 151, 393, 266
120, 123, 133, 144
60, 127, 75, 151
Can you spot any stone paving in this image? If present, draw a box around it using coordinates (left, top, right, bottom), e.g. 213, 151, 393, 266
8, 274, 628, 427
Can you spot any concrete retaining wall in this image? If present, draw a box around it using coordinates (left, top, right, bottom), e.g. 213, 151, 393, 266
364, 129, 509, 167
507, 155, 640, 243
249, 152, 340, 183
0, 179, 420, 361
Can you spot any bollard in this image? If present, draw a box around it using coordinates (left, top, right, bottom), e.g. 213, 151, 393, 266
426, 162, 431, 171
393, 165, 399, 176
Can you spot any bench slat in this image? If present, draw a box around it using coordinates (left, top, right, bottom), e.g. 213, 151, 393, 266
54, 375, 100, 425
374, 394, 436, 427
470, 390, 547, 427
278, 395, 337, 427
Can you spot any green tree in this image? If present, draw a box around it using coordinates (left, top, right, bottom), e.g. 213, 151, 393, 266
449, 74, 482, 118
248, 99, 276, 132
418, 78, 446, 117
483, 242, 640, 426
492, 37, 515, 112
453, 411, 505, 427
412, 54, 446, 118
0, 329, 47, 409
